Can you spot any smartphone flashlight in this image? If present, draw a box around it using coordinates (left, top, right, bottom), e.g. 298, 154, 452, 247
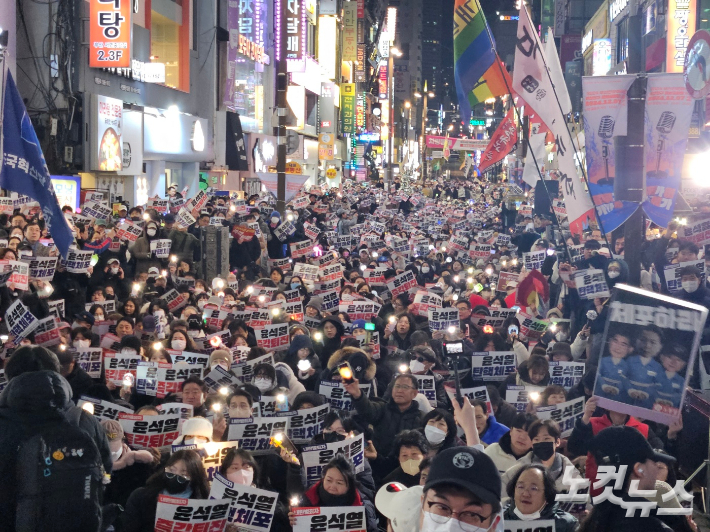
82, 402, 95, 415
528, 391, 541, 403
338, 362, 355, 384
297, 359, 312, 372
153, 342, 163, 350
219, 386, 230, 396
211, 403, 222, 412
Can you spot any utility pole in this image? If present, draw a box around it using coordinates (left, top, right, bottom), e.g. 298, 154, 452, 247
614, 2, 645, 285
274, 4, 288, 215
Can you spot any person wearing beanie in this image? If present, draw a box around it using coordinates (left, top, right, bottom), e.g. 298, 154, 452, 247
208, 349, 232, 373
172, 416, 214, 446
285, 333, 321, 391
305, 296, 324, 318
102, 419, 157, 508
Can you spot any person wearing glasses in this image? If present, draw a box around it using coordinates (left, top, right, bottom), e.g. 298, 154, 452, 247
503, 464, 579, 532
418, 446, 503, 532
121, 450, 210, 532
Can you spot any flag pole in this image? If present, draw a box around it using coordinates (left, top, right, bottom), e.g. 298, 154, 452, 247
467, 0, 574, 262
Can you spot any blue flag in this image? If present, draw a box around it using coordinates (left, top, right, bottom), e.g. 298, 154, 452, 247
0, 71, 73, 258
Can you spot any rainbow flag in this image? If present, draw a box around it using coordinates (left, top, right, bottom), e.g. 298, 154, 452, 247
454, 0, 508, 120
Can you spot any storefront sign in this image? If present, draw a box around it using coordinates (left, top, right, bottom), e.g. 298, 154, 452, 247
593, 39, 612, 75
667, 0, 696, 73
283, 0, 307, 71
582, 30, 594, 54
51, 176, 81, 212
96, 95, 123, 172
609, 0, 629, 21
425, 136, 488, 151
342, 1, 357, 61
89, 0, 132, 68
341, 84, 356, 134
378, 64, 388, 99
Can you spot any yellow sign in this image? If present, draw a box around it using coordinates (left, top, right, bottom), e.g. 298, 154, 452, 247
267, 162, 303, 174
318, 133, 335, 161
326, 168, 337, 179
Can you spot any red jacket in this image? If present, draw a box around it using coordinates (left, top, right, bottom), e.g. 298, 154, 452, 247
304, 481, 364, 507
469, 293, 489, 309
586, 415, 649, 496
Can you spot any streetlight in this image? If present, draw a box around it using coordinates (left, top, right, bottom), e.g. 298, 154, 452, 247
428, 92, 435, 98
414, 91, 422, 98
390, 47, 403, 57
404, 100, 411, 109
448, 124, 454, 131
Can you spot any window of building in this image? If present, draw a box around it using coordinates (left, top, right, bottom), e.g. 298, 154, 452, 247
616, 16, 629, 64
150, 0, 191, 92
700, 0, 710, 29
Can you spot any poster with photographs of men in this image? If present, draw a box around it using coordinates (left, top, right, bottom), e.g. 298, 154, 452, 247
593, 284, 707, 425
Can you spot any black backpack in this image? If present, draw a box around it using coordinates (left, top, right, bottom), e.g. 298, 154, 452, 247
15, 407, 104, 532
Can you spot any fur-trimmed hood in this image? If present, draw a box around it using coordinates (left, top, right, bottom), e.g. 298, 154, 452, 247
326, 347, 377, 382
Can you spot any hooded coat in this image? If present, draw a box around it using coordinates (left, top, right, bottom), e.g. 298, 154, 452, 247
322, 347, 378, 388
266, 211, 287, 259
285, 334, 322, 391
0, 371, 113, 531
130, 223, 163, 274
498, 358, 551, 396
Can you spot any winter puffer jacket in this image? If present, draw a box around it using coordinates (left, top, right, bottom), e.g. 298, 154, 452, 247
0, 371, 113, 531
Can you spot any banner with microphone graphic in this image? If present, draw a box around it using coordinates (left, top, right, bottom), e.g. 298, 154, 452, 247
642, 74, 695, 228
582, 75, 635, 234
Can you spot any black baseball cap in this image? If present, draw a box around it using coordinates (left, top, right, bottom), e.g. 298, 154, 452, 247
423, 447, 501, 507
590, 426, 676, 467
74, 311, 95, 326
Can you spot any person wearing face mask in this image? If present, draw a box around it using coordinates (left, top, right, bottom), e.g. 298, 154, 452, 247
266, 211, 288, 259
172, 416, 214, 446
101, 419, 157, 509
405, 346, 449, 408
422, 409, 465, 458
417, 260, 436, 285
503, 464, 578, 532
500, 419, 579, 499
672, 265, 710, 306
287, 455, 379, 532
129, 221, 163, 275
121, 450, 210, 532
382, 430, 429, 487
166, 329, 197, 353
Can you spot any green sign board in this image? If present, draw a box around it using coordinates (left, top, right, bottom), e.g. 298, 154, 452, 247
341, 83, 356, 135
470, 119, 486, 126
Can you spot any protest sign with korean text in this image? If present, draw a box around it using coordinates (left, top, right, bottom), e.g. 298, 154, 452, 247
209, 473, 278, 530
74, 348, 103, 378
470, 352, 517, 381
428, 308, 460, 331
573, 269, 611, 299
78, 396, 133, 422
593, 284, 707, 424
104, 352, 141, 385
171, 441, 239, 481
319, 381, 371, 412
119, 411, 183, 448
154, 495, 230, 531
227, 417, 290, 455
302, 434, 365, 486
5, 299, 38, 339
549, 361, 586, 390
275, 404, 330, 444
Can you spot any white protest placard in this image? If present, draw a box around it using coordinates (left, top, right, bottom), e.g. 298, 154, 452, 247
410, 291, 443, 317
118, 411, 183, 448
682, 217, 710, 246
662, 259, 705, 292
84, 300, 116, 314
505, 385, 547, 412
227, 416, 290, 455
504, 520, 556, 532
293, 263, 319, 285
0, 369, 7, 394
0, 260, 29, 291
518, 311, 549, 340
537, 397, 585, 437
470, 351, 517, 381
154, 495, 230, 530
573, 268, 611, 299
116, 220, 143, 242
274, 220, 297, 241
470, 308, 518, 329
319, 381, 371, 412
275, 404, 330, 444
135, 361, 203, 398
32, 316, 61, 346
549, 361, 586, 390
302, 434, 365, 486
209, 473, 278, 530
82, 201, 112, 220
160, 289, 190, 312
23, 256, 58, 282
175, 207, 196, 228
77, 396, 134, 421
428, 308, 460, 331
387, 270, 417, 298
171, 441, 240, 481
5, 299, 38, 339
496, 271, 519, 292
523, 250, 546, 271
167, 350, 210, 367
150, 239, 172, 258
203, 364, 243, 392
444, 384, 493, 413
319, 290, 340, 312
253, 323, 290, 351
74, 348, 103, 378
415, 374, 437, 406
147, 197, 169, 214
337, 301, 382, 321
156, 403, 194, 420
47, 300, 65, 322
292, 507, 366, 532
470, 244, 492, 259
362, 268, 386, 286
290, 240, 315, 258
104, 352, 141, 385
62, 249, 93, 273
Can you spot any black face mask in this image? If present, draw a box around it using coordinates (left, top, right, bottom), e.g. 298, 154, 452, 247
131, 216, 141, 222
532, 441, 555, 461
317, 482, 353, 507
164, 472, 190, 493
317, 432, 346, 444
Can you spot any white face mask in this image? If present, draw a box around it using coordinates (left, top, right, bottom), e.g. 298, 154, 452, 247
555, 332, 569, 342
420, 510, 490, 532
271, 217, 279, 224
513, 506, 543, 521
111, 447, 123, 461
121, 348, 137, 357
424, 425, 447, 445
147, 228, 157, 237
194, 288, 204, 295
74, 339, 90, 349
229, 407, 252, 419
409, 359, 427, 374
211, 362, 229, 372
154, 310, 165, 318
197, 301, 206, 310
421, 266, 430, 273
95, 315, 105, 322
227, 469, 254, 486
254, 377, 273, 392
171, 339, 187, 351
683, 280, 699, 293
184, 437, 208, 446
111, 267, 120, 275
